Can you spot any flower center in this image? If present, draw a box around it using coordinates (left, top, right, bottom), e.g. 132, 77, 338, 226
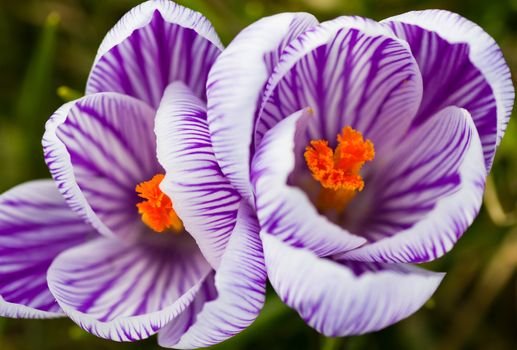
304, 126, 375, 211
135, 174, 183, 233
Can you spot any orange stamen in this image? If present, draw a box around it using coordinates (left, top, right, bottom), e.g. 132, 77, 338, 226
304, 126, 375, 209
135, 174, 183, 233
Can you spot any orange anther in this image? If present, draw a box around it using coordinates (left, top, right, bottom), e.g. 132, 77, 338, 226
135, 174, 183, 233
304, 126, 374, 210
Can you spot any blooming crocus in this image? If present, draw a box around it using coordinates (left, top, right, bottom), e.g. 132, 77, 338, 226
0, 1, 265, 347
206, 11, 514, 335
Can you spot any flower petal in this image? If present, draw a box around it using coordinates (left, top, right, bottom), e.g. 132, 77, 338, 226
156, 273, 217, 347
207, 12, 318, 201
43, 93, 159, 240
383, 10, 515, 169
87, 0, 223, 107
0, 180, 93, 318
158, 202, 266, 348
47, 236, 211, 341
255, 16, 423, 155
262, 233, 444, 336
155, 82, 241, 269
341, 106, 486, 263
251, 108, 366, 256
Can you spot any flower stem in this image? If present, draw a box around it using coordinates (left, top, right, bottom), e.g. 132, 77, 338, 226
321, 336, 346, 350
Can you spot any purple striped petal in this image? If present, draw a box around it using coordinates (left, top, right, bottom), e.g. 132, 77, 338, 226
251, 108, 366, 256
43, 93, 159, 240
87, 0, 223, 107
383, 10, 514, 169
158, 202, 266, 348
207, 13, 318, 201
341, 106, 486, 263
262, 233, 444, 336
0, 180, 93, 318
155, 82, 241, 269
156, 273, 218, 347
47, 236, 211, 341
255, 16, 423, 155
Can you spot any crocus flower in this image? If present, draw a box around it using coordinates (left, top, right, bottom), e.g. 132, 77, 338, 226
0, 1, 265, 347
206, 11, 514, 335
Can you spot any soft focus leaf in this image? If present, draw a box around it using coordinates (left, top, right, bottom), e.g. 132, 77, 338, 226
15, 12, 59, 123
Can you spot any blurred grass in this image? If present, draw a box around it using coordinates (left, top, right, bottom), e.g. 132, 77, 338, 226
0, 0, 516, 349
15, 11, 60, 177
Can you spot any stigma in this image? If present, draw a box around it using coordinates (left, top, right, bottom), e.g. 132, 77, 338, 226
304, 126, 374, 209
135, 174, 183, 233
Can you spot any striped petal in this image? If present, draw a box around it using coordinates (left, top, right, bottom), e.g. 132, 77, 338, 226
341, 106, 486, 263
43, 93, 159, 240
158, 203, 266, 348
156, 82, 241, 269
47, 236, 211, 341
207, 12, 318, 201
155, 273, 217, 347
86, 0, 223, 107
255, 16, 423, 155
262, 233, 444, 336
251, 108, 366, 257
0, 180, 93, 318
383, 10, 515, 169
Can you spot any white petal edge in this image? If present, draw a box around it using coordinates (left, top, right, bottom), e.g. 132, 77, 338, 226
0, 180, 94, 318
382, 10, 514, 153
341, 106, 487, 263
0, 296, 62, 319
262, 232, 444, 336
92, 0, 223, 67
255, 15, 420, 147
206, 12, 319, 202
47, 237, 211, 342
158, 202, 266, 348
156, 82, 241, 269
251, 108, 366, 256
42, 93, 157, 240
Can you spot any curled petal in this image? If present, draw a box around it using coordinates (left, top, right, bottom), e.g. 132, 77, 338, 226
262, 233, 444, 336
87, 0, 223, 107
251, 109, 366, 256
383, 10, 514, 169
43, 93, 159, 240
159, 203, 266, 348
0, 180, 93, 318
47, 236, 211, 341
154, 273, 216, 347
156, 82, 241, 269
341, 106, 486, 263
207, 12, 319, 201
256, 16, 423, 156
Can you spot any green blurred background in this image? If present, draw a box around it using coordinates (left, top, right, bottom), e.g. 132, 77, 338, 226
0, 0, 516, 349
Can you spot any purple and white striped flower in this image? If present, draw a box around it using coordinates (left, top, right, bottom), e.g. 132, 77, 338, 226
206, 11, 514, 336
0, 1, 266, 347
